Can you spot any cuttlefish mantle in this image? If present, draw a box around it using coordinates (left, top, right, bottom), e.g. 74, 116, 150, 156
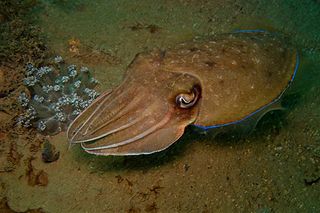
67, 30, 299, 156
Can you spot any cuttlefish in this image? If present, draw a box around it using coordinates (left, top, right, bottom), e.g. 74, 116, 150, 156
67, 30, 299, 156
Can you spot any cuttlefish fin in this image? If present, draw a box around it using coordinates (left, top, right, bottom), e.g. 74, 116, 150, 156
195, 99, 285, 138
236, 99, 285, 135
220, 99, 285, 136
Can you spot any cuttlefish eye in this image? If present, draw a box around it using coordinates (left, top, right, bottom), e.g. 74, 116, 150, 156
175, 86, 201, 109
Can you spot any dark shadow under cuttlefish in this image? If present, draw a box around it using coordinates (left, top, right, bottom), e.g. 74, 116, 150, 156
67, 30, 299, 156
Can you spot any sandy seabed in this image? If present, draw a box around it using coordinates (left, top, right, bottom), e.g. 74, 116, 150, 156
0, 0, 319, 212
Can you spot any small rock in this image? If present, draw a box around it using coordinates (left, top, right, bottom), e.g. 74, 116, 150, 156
183, 163, 190, 172
41, 140, 60, 163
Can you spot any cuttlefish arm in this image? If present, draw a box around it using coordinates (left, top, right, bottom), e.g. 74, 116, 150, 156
67, 52, 201, 155
82, 95, 199, 156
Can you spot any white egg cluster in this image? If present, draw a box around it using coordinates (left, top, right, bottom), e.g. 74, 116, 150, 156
17, 56, 100, 135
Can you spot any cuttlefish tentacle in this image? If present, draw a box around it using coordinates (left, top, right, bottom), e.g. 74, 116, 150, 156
80, 96, 169, 149
68, 89, 113, 142
80, 87, 147, 141
82, 105, 172, 151
82, 98, 200, 156
82, 85, 201, 153
69, 82, 143, 143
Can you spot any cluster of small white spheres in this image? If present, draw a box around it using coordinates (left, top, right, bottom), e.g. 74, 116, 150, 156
17, 56, 100, 135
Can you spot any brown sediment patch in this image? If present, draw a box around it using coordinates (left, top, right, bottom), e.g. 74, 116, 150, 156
0, 68, 4, 84
0, 66, 24, 98
0, 197, 45, 213
0, 135, 22, 173
0, 131, 6, 140
122, 178, 164, 212
125, 22, 161, 34
25, 157, 49, 187
0, 1, 51, 196
144, 202, 158, 212
0, 0, 49, 176
67, 37, 121, 66
0, 0, 49, 152
0, 18, 47, 67
7, 140, 22, 170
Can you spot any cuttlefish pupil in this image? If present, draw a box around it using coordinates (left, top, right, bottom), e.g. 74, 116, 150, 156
175, 86, 200, 109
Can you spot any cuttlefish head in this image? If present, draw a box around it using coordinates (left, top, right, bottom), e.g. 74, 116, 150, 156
67, 52, 202, 156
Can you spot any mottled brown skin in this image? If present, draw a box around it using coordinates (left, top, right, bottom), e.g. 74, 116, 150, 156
162, 33, 296, 126
67, 32, 297, 156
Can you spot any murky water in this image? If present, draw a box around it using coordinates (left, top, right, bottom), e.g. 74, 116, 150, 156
1, 0, 319, 212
